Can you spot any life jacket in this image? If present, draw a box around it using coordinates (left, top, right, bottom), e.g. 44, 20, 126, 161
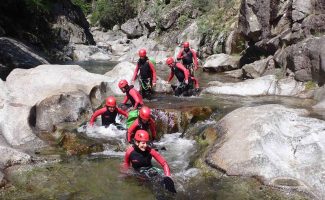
129, 145, 152, 169
138, 58, 152, 80
172, 63, 185, 83
101, 107, 118, 126
181, 49, 194, 65
135, 117, 150, 132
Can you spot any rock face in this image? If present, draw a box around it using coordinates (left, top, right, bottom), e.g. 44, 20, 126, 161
0, 37, 49, 80
206, 104, 325, 199
276, 36, 325, 85
0, 0, 94, 64
237, 0, 325, 85
202, 75, 309, 97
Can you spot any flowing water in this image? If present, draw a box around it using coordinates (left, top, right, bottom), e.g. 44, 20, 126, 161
0, 61, 316, 199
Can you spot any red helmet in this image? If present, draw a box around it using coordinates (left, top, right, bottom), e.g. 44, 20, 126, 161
183, 42, 189, 48
166, 57, 174, 65
105, 96, 116, 107
139, 106, 151, 120
138, 49, 147, 57
134, 130, 150, 142
118, 79, 128, 89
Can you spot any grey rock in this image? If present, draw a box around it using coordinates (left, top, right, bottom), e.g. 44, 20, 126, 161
206, 104, 325, 199
203, 54, 240, 72
0, 37, 49, 80
35, 91, 92, 132
121, 18, 144, 39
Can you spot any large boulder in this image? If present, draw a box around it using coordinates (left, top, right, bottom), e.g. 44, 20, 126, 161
242, 56, 275, 78
121, 18, 144, 39
202, 75, 309, 97
0, 37, 49, 80
203, 54, 240, 72
206, 104, 325, 199
5, 65, 114, 106
35, 91, 92, 132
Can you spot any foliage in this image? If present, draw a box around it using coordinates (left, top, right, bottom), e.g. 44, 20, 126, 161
178, 14, 188, 29
90, 0, 140, 29
71, 0, 92, 15
197, 0, 240, 35
305, 80, 317, 90
24, 0, 52, 13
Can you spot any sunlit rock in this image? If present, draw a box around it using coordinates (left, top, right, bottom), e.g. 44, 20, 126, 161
35, 91, 92, 132
6, 65, 114, 106
72, 44, 111, 61
202, 75, 308, 97
203, 54, 240, 72
207, 104, 325, 199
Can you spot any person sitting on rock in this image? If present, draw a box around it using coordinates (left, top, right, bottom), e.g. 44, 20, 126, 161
89, 96, 128, 128
131, 49, 157, 100
127, 106, 156, 144
118, 79, 144, 110
165, 57, 199, 96
176, 41, 199, 76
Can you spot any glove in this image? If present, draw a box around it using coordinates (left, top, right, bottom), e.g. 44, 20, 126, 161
184, 79, 189, 85
152, 82, 156, 87
162, 176, 177, 193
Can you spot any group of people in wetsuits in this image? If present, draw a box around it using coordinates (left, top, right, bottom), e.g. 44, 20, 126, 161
88, 42, 200, 193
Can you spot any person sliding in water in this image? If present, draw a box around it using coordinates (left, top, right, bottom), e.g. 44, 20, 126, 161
166, 57, 199, 96
127, 106, 156, 144
89, 96, 128, 128
118, 79, 144, 110
131, 49, 157, 100
123, 130, 176, 193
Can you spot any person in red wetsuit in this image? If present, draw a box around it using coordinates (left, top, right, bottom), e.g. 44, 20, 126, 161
123, 130, 170, 177
89, 96, 128, 127
131, 49, 157, 99
127, 106, 156, 144
176, 41, 199, 76
118, 79, 144, 110
166, 57, 199, 96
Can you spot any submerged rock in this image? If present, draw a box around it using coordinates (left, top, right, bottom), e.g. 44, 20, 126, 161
206, 104, 325, 199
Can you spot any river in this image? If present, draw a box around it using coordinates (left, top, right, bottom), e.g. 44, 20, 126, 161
0, 61, 314, 200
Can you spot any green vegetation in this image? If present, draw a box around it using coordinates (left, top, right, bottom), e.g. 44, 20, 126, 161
71, 0, 92, 15
24, 0, 52, 13
90, 0, 140, 29
197, 0, 240, 35
305, 80, 317, 90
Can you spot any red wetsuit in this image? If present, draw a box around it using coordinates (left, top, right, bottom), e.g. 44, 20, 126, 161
127, 118, 156, 143
89, 107, 128, 126
132, 58, 157, 85
167, 62, 199, 88
177, 48, 199, 69
123, 145, 171, 176
122, 85, 144, 109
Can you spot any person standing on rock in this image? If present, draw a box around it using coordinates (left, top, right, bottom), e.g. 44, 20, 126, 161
176, 41, 199, 76
131, 49, 157, 100
118, 79, 144, 110
89, 96, 128, 128
166, 57, 199, 96
127, 106, 156, 144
